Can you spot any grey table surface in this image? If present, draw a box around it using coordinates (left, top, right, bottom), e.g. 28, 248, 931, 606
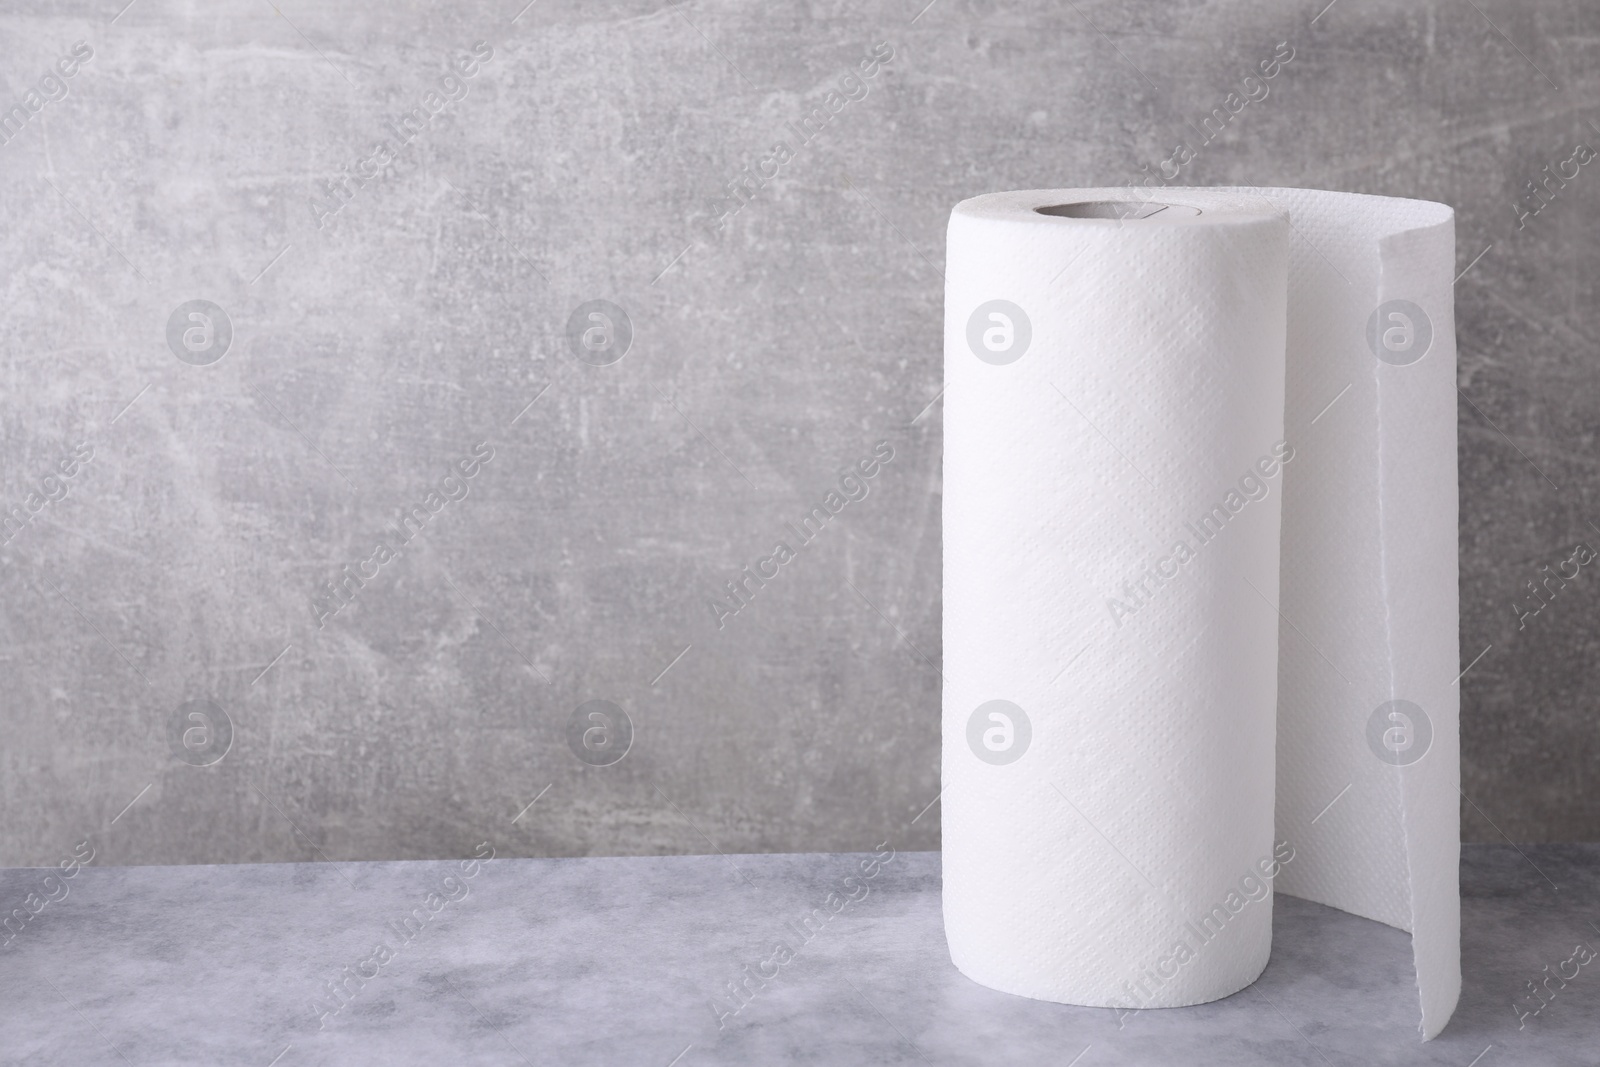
1, 845, 1595, 1066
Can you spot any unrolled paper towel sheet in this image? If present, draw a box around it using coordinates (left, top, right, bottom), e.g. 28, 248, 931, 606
941, 188, 1459, 1038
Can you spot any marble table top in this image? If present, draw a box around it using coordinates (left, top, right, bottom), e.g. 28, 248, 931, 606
2, 844, 1595, 1065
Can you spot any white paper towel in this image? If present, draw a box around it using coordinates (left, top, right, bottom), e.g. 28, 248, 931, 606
941, 188, 1459, 1038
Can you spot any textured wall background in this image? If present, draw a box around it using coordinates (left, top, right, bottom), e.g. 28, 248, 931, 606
0, 0, 1594, 866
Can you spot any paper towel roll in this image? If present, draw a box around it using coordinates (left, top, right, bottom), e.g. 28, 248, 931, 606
941, 188, 1459, 1038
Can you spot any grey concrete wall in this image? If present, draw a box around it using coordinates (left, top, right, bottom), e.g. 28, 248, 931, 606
0, 0, 1593, 866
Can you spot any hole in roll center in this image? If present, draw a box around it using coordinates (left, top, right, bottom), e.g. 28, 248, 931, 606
1035, 200, 1202, 220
